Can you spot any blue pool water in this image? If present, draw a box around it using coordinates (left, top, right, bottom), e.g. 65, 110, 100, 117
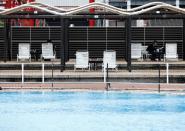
0, 92, 185, 131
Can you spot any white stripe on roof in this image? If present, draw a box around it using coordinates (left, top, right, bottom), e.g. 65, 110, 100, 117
0, 2, 185, 16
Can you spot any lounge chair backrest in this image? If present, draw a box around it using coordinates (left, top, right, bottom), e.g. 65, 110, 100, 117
18, 43, 30, 57
103, 50, 116, 68
166, 43, 178, 58
131, 43, 142, 59
42, 43, 54, 58
75, 51, 89, 67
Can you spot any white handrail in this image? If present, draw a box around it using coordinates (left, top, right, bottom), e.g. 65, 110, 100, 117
22, 63, 24, 84
42, 63, 45, 83
166, 63, 169, 84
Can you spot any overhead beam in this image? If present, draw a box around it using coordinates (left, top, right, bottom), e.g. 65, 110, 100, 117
1, 14, 185, 19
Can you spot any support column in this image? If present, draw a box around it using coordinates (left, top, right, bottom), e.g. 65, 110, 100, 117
125, 20, 127, 62
125, 17, 132, 72
60, 18, 65, 71
3, 19, 10, 62
64, 19, 69, 62
89, 0, 95, 27
127, 0, 131, 10
176, 0, 180, 7
183, 19, 185, 60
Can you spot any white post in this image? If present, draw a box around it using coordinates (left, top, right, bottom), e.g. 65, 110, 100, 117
22, 63, 24, 84
176, 0, 180, 8
166, 63, 169, 84
42, 63, 44, 83
104, 0, 109, 27
104, 64, 106, 83
127, 0, 131, 10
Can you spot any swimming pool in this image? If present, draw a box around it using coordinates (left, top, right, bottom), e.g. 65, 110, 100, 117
0, 91, 185, 131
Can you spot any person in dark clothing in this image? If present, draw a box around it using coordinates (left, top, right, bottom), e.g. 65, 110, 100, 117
147, 40, 157, 61
156, 46, 165, 61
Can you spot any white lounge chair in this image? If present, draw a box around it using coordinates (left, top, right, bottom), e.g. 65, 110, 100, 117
131, 43, 142, 60
74, 50, 90, 71
164, 43, 178, 61
102, 50, 117, 71
141, 45, 150, 60
41, 43, 55, 61
17, 43, 31, 62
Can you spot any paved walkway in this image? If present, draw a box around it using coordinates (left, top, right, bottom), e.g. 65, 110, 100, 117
0, 70, 185, 78
1, 59, 185, 65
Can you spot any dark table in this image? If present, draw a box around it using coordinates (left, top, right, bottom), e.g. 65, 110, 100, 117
31, 49, 40, 61
89, 58, 103, 70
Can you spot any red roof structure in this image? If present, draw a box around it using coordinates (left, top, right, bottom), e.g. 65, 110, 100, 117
5, 0, 35, 26
89, 0, 95, 27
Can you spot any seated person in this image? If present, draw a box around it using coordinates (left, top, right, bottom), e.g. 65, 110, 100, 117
30, 49, 36, 60
146, 41, 157, 61
35, 49, 41, 61
156, 47, 165, 61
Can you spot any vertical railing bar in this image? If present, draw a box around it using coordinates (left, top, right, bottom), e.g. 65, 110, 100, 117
42, 63, 44, 83
22, 63, 24, 84
166, 63, 169, 84
105, 63, 110, 91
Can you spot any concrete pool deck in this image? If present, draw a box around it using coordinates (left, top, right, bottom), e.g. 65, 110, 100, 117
0, 83, 185, 93
0, 60, 185, 93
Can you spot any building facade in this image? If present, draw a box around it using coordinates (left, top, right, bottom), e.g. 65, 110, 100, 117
109, 0, 185, 9
0, 0, 4, 9
109, 0, 185, 27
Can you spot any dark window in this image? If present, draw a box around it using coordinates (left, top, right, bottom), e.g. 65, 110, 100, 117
131, 0, 176, 7
109, 0, 177, 9
180, 0, 185, 8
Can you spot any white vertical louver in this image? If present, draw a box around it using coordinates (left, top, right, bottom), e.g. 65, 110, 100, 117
36, 0, 104, 6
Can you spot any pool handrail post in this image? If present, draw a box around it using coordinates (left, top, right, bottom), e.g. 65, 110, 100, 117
104, 63, 106, 83
158, 64, 161, 93
106, 63, 109, 83
166, 63, 169, 84
22, 63, 24, 84
105, 63, 109, 91
42, 63, 44, 83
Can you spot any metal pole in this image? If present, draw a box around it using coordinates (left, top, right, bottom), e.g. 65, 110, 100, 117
105, 63, 110, 91
22, 63, 24, 84
158, 64, 161, 93
106, 63, 109, 83
42, 63, 44, 83
166, 63, 169, 84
